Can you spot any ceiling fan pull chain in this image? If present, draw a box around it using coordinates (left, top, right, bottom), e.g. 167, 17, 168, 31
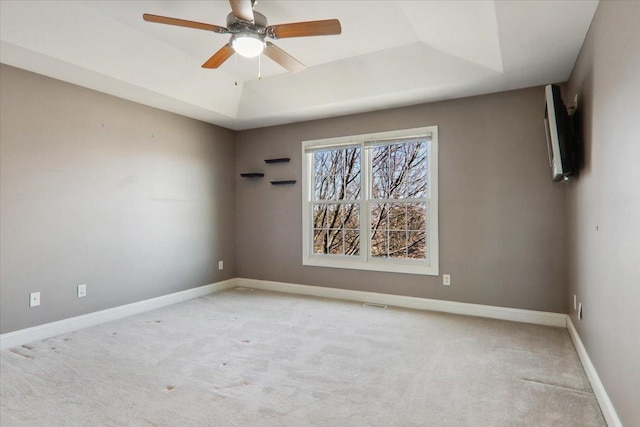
235, 53, 238, 86
258, 54, 262, 80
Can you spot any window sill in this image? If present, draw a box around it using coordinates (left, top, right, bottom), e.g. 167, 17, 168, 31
303, 256, 439, 276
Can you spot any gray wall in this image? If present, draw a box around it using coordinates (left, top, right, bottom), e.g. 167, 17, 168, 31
565, 2, 640, 425
0, 64, 236, 334
235, 86, 567, 313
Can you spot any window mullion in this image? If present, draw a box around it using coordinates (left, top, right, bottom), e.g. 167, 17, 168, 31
361, 142, 370, 263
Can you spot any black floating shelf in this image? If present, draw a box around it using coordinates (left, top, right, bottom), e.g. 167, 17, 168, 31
264, 157, 290, 164
240, 173, 264, 178
270, 180, 297, 185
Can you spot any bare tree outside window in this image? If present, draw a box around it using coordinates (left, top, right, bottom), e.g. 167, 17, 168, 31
313, 147, 361, 255
370, 140, 428, 259
303, 126, 438, 275
312, 140, 428, 260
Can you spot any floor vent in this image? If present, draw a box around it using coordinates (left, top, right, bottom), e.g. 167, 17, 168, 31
235, 287, 255, 292
362, 302, 388, 309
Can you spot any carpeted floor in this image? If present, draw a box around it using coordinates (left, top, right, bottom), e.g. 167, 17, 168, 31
1, 288, 605, 426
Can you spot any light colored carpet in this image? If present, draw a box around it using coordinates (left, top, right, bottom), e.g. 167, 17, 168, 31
1, 288, 605, 426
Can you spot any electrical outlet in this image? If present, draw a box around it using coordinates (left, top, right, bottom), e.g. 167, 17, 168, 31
443, 274, 451, 286
218, 260, 223, 270
574, 294, 577, 310
578, 302, 583, 320
29, 292, 40, 307
77, 284, 87, 298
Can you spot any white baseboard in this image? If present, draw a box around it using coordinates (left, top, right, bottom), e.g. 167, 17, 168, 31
0, 279, 236, 350
235, 278, 567, 327
567, 317, 622, 427
0, 278, 565, 351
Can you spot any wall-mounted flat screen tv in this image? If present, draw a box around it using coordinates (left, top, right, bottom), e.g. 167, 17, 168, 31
544, 84, 576, 182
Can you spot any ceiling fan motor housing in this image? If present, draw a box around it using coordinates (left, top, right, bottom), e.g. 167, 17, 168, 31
226, 11, 268, 34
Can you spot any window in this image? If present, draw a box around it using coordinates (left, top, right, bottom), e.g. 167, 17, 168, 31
302, 126, 438, 275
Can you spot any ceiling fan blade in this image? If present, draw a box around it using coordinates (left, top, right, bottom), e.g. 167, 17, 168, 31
264, 42, 305, 73
267, 19, 341, 39
143, 14, 228, 34
202, 44, 235, 68
229, 0, 255, 23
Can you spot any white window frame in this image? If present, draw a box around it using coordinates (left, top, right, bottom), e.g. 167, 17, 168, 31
302, 126, 439, 276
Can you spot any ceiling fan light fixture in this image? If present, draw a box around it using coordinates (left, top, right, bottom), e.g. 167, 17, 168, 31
231, 33, 264, 58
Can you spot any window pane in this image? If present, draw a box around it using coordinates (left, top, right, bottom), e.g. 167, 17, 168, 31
370, 203, 389, 230
313, 229, 326, 254
369, 202, 427, 260
344, 230, 360, 255
407, 203, 426, 231
371, 229, 388, 258
314, 146, 361, 201
313, 203, 359, 256
374, 140, 429, 200
342, 204, 360, 230
327, 229, 343, 255
388, 203, 407, 230
407, 231, 426, 259
388, 231, 407, 258
313, 204, 327, 229
324, 204, 341, 228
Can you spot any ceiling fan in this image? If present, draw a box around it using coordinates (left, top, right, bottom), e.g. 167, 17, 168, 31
143, 0, 341, 73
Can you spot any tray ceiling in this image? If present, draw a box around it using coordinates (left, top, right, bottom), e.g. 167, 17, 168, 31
0, 1, 598, 130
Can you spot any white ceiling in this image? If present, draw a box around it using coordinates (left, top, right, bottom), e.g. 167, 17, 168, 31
0, 0, 598, 130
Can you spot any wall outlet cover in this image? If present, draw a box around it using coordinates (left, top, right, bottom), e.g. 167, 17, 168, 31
29, 292, 40, 307
77, 284, 87, 298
